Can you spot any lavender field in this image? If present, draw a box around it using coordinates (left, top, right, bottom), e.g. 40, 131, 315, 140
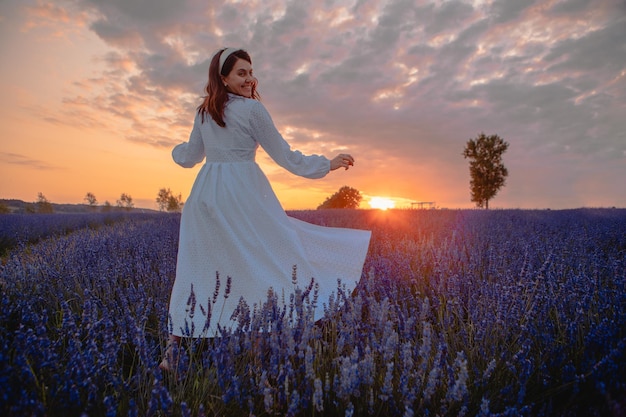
0, 212, 157, 257
1, 209, 624, 416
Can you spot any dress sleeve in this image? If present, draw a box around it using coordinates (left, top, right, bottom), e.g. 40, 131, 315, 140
249, 101, 330, 179
172, 115, 205, 168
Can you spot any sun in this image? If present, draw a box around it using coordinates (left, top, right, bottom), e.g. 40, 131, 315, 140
369, 196, 396, 210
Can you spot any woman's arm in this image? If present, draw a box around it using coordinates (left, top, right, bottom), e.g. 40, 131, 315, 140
172, 115, 205, 168
249, 102, 334, 179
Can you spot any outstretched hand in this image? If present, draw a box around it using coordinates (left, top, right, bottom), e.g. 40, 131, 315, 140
330, 153, 355, 171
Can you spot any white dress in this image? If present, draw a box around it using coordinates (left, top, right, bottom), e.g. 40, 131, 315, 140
168, 94, 371, 337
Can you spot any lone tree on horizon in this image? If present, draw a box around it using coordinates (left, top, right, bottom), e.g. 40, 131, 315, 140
36, 192, 53, 213
84, 192, 97, 208
117, 193, 134, 211
463, 133, 509, 209
317, 186, 362, 209
156, 188, 183, 212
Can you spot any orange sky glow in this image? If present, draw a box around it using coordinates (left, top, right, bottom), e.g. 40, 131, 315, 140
1, 0, 624, 210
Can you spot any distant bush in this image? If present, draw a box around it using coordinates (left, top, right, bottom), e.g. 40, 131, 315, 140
317, 186, 363, 209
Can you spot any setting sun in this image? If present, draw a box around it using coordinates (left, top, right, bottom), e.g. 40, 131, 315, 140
369, 196, 396, 210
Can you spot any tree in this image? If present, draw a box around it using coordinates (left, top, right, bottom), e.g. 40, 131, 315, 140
84, 192, 98, 208
463, 133, 509, 209
317, 186, 363, 209
36, 192, 54, 213
24, 203, 36, 214
102, 201, 112, 212
156, 188, 183, 212
117, 193, 134, 210
167, 194, 183, 212
156, 188, 170, 211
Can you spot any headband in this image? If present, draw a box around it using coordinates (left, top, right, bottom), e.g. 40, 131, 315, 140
219, 47, 239, 75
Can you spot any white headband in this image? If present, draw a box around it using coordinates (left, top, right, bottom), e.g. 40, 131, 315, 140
219, 47, 239, 75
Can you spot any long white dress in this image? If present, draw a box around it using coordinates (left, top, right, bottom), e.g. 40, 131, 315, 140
168, 94, 371, 337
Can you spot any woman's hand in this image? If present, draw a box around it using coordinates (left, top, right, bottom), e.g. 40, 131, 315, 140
330, 153, 355, 171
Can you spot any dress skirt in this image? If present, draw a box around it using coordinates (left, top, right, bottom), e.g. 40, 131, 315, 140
167, 160, 371, 337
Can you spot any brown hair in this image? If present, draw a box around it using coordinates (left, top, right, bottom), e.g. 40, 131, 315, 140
197, 48, 260, 127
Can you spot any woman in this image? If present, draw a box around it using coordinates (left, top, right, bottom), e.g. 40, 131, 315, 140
160, 48, 371, 371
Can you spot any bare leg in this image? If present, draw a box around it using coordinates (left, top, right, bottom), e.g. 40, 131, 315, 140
159, 334, 181, 372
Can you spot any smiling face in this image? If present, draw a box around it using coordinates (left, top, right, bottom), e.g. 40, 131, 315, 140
221, 58, 256, 98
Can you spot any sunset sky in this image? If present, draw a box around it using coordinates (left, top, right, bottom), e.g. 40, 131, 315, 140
1, 0, 624, 210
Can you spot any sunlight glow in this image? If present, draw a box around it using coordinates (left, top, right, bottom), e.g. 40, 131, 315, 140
294, 63, 310, 76
369, 197, 396, 210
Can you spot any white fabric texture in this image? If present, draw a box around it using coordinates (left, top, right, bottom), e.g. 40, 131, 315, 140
168, 94, 371, 337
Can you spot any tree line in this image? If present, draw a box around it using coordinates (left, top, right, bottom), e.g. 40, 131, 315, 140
84, 189, 184, 213
2, 133, 509, 213
0, 188, 185, 214
317, 132, 509, 210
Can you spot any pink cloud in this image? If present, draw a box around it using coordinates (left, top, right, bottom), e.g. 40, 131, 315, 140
4, 0, 624, 208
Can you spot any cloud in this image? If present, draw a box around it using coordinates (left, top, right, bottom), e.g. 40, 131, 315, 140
15, 0, 625, 207
490, 0, 537, 23
548, 0, 594, 16
86, 0, 189, 22
0, 152, 61, 170
423, 1, 476, 35
545, 20, 626, 76
22, 1, 92, 37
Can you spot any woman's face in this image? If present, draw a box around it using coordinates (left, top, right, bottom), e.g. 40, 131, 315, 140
222, 58, 256, 98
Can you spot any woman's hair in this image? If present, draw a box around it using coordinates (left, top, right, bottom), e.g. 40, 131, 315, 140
197, 48, 260, 127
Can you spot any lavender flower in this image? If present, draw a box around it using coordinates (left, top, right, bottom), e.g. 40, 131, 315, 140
313, 377, 324, 412
0, 209, 624, 415
379, 361, 394, 402
446, 352, 469, 403
212, 271, 221, 304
